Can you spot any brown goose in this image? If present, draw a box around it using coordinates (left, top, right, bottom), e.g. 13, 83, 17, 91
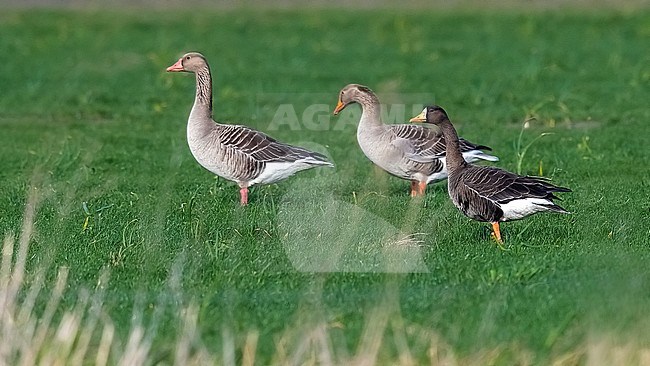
167, 52, 333, 205
333, 84, 498, 197
410, 106, 571, 243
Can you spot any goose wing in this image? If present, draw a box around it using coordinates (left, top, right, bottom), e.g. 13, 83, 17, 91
217, 124, 329, 163
389, 124, 493, 163
460, 166, 570, 204
389, 124, 447, 163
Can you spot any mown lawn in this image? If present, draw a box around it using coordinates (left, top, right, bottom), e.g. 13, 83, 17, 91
0, 7, 649, 364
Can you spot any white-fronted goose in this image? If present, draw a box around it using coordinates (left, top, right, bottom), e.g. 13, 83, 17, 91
167, 52, 333, 205
410, 106, 571, 243
332, 84, 498, 197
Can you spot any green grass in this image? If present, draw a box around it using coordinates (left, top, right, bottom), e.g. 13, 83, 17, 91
1, 7, 649, 364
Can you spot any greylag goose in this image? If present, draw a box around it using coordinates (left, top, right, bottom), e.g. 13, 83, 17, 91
166, 52, 333, 205
410, 106, 571, 243
332, 84, 498, 197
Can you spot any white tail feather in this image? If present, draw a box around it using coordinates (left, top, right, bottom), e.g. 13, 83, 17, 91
462, 150, 499, 163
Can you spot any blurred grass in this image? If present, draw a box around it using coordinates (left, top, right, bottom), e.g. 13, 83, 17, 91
0, 7, 649, 364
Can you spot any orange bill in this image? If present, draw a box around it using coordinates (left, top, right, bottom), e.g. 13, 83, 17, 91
333, 100, 346, 115
409, 110, 426, 123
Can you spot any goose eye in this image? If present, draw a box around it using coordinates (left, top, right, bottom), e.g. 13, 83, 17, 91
185, 56, 191, 60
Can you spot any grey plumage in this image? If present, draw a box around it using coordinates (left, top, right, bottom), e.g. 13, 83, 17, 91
167, 52, 332, 205
389, 123, 494, 162
208, 124, 331, 183
333, 84, 498, 196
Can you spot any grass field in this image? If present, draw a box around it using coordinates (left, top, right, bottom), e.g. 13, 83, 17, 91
1, 6, 649, 365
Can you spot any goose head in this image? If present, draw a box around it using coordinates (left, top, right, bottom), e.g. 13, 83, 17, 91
166, 52, 208, 73
409, 105, 449, 125
333, 84, 376, 115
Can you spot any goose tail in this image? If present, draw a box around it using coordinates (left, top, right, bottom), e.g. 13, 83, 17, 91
535, 201, 571, 214
298, 150, 334, 167
463, 150, 500, 163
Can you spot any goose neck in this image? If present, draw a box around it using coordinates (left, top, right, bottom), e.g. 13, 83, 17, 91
357, 94, 382, 128
438, 119, 467, 174
190, 65, 213, 120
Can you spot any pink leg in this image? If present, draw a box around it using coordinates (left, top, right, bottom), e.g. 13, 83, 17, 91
239, 187, 249, 206
418, 181, 427, 196
410, 181, 418, 197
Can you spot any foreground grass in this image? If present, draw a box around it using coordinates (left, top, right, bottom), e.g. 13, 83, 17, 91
4, 198, 649, 365
0, 8, 649, 364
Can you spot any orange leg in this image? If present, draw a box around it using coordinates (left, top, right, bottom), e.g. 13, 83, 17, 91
239, 187, 249, 206
490, 222, 503, 244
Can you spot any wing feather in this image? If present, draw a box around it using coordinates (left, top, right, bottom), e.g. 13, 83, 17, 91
459, 166, 571, 205
217, 125, 330, 164
388, 124, 494, 163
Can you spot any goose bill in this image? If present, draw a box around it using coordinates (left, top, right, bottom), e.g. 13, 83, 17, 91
333, 100, 346, 115
166, 58, 184, 72
409, 109, 426, 123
